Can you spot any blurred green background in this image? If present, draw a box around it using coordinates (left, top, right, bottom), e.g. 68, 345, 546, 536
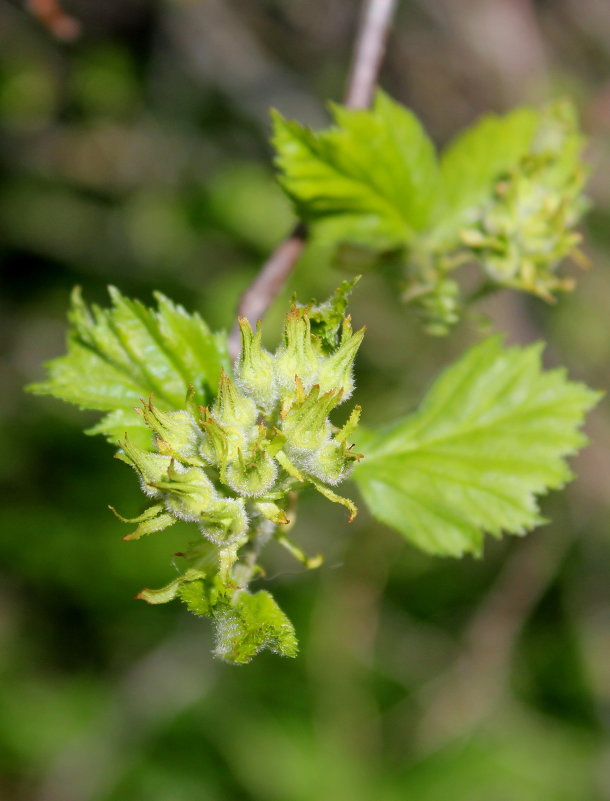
2, 0, 610, 799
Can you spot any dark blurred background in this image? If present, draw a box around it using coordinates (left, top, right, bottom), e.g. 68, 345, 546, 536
1, 1, 610, 799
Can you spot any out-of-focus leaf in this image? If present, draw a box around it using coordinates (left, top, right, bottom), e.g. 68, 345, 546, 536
450, 101, 589, 300
436, 107, 540, 237
273, 90, 439, 248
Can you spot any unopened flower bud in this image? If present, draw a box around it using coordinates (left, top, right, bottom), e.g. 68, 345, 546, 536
281, 385, 342, 451
274, 307, 320, 394
317, 320, 365, 399
138, 399, 199, 458
308, 439, 361, 485
235, 318, 277, 413
116, 436, 173, 496
153, 464, 217, 521
213, 371, 258, 429
225, 445, 278, 498
199, 408, 230, 467
201, 497, 248, 546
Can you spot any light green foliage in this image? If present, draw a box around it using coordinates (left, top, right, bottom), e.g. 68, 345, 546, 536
213, 590, 298, 664
272, 90, 439, 248
274, 93, 588, 334
178, 579, 211, 617
28, 282, 600, 660
30, 284, 364, 663
456, 101, 588, 302
437, 107, 540, 234
27, 286, 230, 447
26, 90, 597, 663
353, 337, 600, 557
306, 277, 360, 353
135, 569, 207, 604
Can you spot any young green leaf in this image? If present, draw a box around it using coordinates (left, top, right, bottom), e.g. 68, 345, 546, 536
214, 590, 299, 664
274, 94, 588, 334
86, 408, 154, 449
136, 569, 207, 605
27, 287, 229, 444
436, 107, 540, 236
352, 337, 600, 557
273, 90, 439, 248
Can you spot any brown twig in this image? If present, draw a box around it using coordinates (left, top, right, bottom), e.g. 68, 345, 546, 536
345, 0, 399, 109
227, 0, 399, 359
26, 0, 81, 41
229, 222, 307, 358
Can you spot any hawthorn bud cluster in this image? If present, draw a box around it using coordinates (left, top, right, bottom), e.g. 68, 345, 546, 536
401, 101, 587, 337
116, 300, 364, 555
461, 102, 588, 301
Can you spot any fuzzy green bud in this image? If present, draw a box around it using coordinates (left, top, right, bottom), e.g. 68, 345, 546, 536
235, 318, 277, 413
105, 282, 367, 662
274, 307, 320, 395
224, 426, 278, 498
225, 445, 278, 498
213, 371, 258, 429
153, 464, 217, 522
116, 437, 173, 497
281, 384, 342, 452
199, 408, 230, 466
138, 399, 199, 458
201, 497, 248, 546
470, 164, 583, 300
308, 438, 361, 485
317, 319, 365, 399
